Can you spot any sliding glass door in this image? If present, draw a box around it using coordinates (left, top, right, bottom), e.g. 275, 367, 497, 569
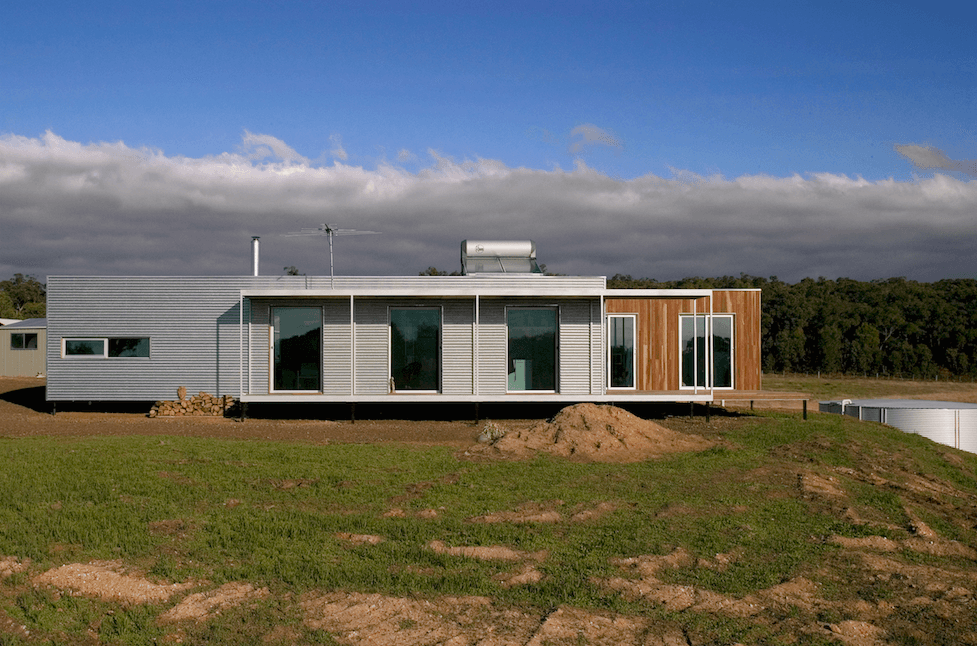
273, 307, 322, 391
390, 308, 441, 391
680, 314, 733, 389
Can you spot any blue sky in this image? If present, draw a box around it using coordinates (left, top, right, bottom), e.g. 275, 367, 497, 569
1, 1, 975, 281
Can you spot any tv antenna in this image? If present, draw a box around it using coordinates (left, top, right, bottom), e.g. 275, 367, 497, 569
282, 224, 380, 287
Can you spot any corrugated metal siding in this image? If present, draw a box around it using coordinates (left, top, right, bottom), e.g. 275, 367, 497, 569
885, 408, 958, 448
306, 275, 605, 292
323, 301, 353, 395
559, 300, 594, 395
250, 301, 269, 395
476, 300, 508, 395
46, 277, 253, 401
958, 410, 977, 454
443, 300, 474, 395
353, 299, 390, 394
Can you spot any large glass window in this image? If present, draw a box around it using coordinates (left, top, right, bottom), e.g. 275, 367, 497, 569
507, 308, 557, 391
390, 308, 441, 391
681, 315, 733, 389
273, 307, 321, 391
608, 315, 636, 389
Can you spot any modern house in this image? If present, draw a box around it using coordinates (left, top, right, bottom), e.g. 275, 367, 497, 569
1, 318, 47, 377
45, 241, 761, 407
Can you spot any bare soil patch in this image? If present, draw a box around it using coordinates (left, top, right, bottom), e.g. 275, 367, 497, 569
158, 582, 270, 624
33, 561, 196, 605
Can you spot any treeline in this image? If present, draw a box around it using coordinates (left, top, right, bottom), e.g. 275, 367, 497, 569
609, 274, 977, 379
0, 274, 46, 318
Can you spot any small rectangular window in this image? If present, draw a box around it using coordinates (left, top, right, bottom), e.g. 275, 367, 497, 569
65, 339, 106, 356
108, 338, 150, 357
10, 333, 38, 350
63, 337, 150, 358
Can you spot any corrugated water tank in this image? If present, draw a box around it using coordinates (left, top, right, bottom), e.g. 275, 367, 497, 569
819, 399, 977, 454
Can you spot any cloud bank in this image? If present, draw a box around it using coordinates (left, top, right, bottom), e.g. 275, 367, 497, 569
2, 131, 976, 283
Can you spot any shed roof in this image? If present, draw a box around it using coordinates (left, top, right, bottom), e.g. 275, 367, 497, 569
3, 318, 46, 329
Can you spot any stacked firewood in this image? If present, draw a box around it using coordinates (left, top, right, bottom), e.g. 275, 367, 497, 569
149, 388, 236, 417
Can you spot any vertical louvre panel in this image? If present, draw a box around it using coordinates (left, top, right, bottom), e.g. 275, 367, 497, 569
591, 300, 604, 394
354, 299, 389, 394
442, 300, 474, 395
559, 300, 593, 394
476, 300, 507, 395
250, 301, 270, 395
323, 301, 352, 394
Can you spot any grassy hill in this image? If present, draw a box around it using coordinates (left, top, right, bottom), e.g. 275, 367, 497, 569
0, 392, 976, 643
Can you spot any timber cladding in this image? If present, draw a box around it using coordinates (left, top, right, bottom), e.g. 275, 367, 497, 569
605, 290, 761, 391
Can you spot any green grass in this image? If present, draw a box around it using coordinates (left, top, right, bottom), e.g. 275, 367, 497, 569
763, 372, 977, 402
1, 410, 976, 644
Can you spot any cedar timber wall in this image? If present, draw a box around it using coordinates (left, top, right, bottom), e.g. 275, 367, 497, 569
604, 290, 761, 392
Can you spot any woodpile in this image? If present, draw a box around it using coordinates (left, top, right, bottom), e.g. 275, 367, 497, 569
149, 390, 236, 417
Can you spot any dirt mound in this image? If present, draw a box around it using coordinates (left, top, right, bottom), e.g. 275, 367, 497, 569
474, 403, 713, 462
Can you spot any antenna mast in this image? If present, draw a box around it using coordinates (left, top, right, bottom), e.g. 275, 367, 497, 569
282, 224, 380, 288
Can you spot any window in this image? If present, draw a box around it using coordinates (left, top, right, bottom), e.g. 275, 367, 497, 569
10, 332, 38, 350
63, 337, 150, 358
273, 307, 321, 391
607, 315, 636, 389
390, 308, 441, 391
680, 315, 733, 389
507, 307, 557, 391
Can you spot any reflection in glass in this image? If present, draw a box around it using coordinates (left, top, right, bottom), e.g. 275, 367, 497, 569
507, 308, 557, 391
608, 316, 635, 388
274, 307, 321, 391
65, 339, 104, 356
391, 309, 440, 391
109, 338, 150, 357
681, 315, 733, 388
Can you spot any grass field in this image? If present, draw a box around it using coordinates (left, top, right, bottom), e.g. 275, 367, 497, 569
763, 372, 977, 404
2, 404, 977, 644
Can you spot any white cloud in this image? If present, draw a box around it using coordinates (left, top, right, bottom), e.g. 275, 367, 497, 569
2, 130, 977, 282
568, 124, 623, 155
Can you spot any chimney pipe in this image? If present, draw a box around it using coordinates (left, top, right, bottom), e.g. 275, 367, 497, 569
251, 236, 260, 276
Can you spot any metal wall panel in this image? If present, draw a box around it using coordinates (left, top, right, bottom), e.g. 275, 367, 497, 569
250, 301, 269, 395
47, 277, 253, 401
442, 299, 475, 395
958, 409, 977, 454
559, 300, 595, 395
476, 300, 508, 396
323, 300, 353, 395
0, 327, 47, 377
885, 408, 958, 448
353, 299, 390, 394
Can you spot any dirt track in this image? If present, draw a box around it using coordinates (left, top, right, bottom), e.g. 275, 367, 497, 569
0, 377, 488, 446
